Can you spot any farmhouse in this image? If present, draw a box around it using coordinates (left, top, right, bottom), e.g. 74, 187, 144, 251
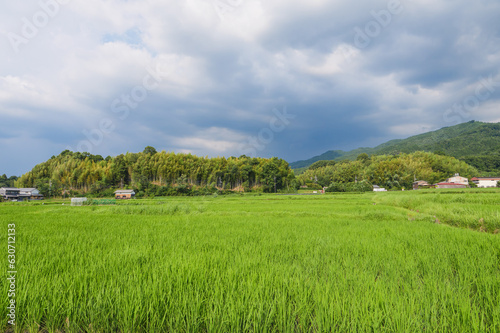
471, 177, 500, 188
0, 187, 19, 200
19, 188, 44, 200
412, 180, 432, 190
114, 189, 135, 199
445, 173, 469, 186
0, 187, 43, 201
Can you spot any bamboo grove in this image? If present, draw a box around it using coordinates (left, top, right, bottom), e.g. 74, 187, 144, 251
15, 148, 296, 196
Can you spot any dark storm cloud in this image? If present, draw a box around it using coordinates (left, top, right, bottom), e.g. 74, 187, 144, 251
1, 0, 500, 175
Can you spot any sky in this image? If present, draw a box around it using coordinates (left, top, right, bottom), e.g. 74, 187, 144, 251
1, 0, 500, 176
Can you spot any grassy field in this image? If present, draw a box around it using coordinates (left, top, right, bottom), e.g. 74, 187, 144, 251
374, 188, 500, 232
1, 191, 500, 332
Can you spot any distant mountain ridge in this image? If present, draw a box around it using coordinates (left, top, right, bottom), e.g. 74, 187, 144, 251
289, 150, 346, 169
290, 121, 500, 172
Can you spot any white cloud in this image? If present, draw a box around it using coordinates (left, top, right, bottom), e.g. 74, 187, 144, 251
389, 123, 435, 136
172, 127, 247, 154
1, 0, 500, 175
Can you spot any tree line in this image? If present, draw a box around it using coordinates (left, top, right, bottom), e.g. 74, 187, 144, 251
297, 151, 479, 191
14, 147, 296, 197
10, 149, 484, 197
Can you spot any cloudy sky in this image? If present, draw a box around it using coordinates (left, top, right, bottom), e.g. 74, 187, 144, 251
1, 0, 500, 175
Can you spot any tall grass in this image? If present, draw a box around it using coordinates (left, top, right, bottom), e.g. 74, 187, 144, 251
0, 194, 499, 332
373, 188, 500, 232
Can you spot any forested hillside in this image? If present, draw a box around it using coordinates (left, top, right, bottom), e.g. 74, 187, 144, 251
15, 148, 295, 197
297, 152, 478, 191
291, 121, 500, 174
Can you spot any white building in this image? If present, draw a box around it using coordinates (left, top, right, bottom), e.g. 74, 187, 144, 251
0, 187, 43, 200
471, 177, 500, 188
19, 188, 41, 197
445, 173, 469, 186
71, 198, 88, 206
114, 189, 136, 199
373, 185, 387, 192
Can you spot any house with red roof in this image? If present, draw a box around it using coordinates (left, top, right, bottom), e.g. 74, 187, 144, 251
434, 173, 469, 189
445, 173, 469, 185
434, 182, 468, 189
471, 177, 500, 188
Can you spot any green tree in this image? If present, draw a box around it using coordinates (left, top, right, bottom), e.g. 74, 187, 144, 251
309, 160, 336, 170
14, 149, 296, 196
356, 153, 372, 168
357, 153, 370, 163
143, 146, 157, 155
34, 178, 51, 198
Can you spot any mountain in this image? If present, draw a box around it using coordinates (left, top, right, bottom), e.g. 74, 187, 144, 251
289, 150, 346, 169
290, 121, 500, 173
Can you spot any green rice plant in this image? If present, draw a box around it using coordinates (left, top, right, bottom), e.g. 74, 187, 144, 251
0, 194, 499, 332
82, 198, 117, 206
374, 189, 500, 232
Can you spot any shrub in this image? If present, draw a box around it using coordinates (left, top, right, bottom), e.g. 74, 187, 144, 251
304, 183, 323, 190
326, 181, 372, 193
326, 183, 346, 192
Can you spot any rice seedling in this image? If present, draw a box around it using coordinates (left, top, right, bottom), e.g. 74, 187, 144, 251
0, 193, 499, 332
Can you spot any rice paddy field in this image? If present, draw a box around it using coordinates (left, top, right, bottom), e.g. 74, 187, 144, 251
1, 190, 500, 332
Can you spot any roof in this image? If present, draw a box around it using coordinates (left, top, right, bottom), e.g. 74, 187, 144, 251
413, 180, 430, 185
0, 187, 19, 190
114, 190, 135, 194
19, 188, 37, 191
435, 182, 465, 186
472, 177, 500, 181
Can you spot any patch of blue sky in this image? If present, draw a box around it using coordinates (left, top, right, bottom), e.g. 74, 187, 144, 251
102, 27, 143, 47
